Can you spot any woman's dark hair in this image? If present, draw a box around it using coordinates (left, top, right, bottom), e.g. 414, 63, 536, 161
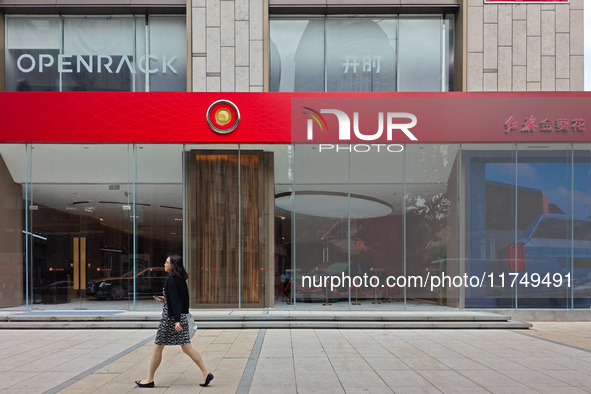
168, 254, 188, 280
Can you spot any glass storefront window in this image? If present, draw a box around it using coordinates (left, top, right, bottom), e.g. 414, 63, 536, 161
287, 145, 350, 307
269, 19, 322, 92
325, 18, 397, 92
5, 15, 186, 92
270, 15, 453, 92
146, 16, 188, 92
463, 144, 518, 309
349, 145, 404, 305
515, 145, 572, 308
1, 143, 590, 310
573, 145, 591, 309
62, 17, 135, 91
27, 145, 134, 310
0, 144, 189, 310
463, 144, 591, 310
5, 17, 61, 91
398, 16, 444, 92
134, 145, 183, 309
405, 145, 459, 307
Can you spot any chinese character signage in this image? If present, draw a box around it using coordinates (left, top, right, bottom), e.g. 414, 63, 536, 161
342, 55, 382, 74
505, 116, 584, 134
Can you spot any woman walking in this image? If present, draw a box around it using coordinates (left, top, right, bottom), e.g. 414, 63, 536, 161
135, 254, 214, 388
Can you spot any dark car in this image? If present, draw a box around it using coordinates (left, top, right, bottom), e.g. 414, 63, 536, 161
87, 267, 168, 300
294, 261, 386, 303
495, 214, 591, 304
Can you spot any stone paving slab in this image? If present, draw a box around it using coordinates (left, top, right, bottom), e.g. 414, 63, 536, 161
520, 322, 591, 352
0, 309, 531, 329
1, 323, 591, 393
1, 310, 515, 321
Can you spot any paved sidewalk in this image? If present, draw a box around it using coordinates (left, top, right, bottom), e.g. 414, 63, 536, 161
1, 323, 591, 393
520, 322, 591, 352
0, 329, 154, 393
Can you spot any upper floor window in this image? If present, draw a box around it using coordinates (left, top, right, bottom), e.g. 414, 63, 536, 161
5, 15, 186, 92
270, 15, 454, 92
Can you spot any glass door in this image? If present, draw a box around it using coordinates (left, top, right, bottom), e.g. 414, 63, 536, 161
29, 144, 133, 310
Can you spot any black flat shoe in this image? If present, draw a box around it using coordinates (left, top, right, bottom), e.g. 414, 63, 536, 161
135, 380, 155, 388
199, 372, 214, 387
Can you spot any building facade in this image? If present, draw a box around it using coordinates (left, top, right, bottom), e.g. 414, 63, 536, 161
0, 0, 589, 312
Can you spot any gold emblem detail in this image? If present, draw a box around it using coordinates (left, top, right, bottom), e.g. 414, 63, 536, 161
215, 109, 232, 125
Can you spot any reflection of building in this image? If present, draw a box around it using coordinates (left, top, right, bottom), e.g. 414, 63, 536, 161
293, 19, 397, 92
0, 1, 589, 314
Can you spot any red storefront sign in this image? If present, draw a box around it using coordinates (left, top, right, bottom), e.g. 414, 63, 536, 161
0, 92, 588, 144
484, 1, 568, 3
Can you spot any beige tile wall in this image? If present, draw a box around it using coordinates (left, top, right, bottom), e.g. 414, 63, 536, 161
191, 0, 583, 93
191, 0, 265, 92
467, 0, 584, 92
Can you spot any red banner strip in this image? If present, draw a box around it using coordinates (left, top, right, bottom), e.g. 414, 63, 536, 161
0, 92, 589, 144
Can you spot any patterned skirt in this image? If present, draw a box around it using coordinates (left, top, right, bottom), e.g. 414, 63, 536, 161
155, 296, 191, 346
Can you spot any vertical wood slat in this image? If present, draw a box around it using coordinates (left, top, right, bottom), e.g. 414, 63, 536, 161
73, 237, 79, 290
193, 152, 262, 305
80, 237, 86, 290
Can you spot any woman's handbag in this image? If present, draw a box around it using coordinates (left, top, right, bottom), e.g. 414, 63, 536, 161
187, 313, 197, 339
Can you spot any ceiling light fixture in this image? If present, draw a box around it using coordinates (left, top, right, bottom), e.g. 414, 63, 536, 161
275, 191, 392, 219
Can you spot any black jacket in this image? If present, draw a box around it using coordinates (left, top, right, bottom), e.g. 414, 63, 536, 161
164, 276, 189, 323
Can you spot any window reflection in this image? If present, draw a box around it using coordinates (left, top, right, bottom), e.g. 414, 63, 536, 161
405, 145, 458, 306
465, 147, 591, 309
5, 15, 186, 92
398, 17, 443, 92
1, 142, 590, 310
326, 19, 397, 92
270, 16, 452, 92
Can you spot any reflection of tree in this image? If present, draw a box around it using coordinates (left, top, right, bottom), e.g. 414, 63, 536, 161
406, 192, 450, 276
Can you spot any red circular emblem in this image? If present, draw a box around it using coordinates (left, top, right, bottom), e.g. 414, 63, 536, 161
207, 100, 240, 134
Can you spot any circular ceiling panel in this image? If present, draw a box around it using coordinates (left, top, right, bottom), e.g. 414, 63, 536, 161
275, 191, 392, 219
